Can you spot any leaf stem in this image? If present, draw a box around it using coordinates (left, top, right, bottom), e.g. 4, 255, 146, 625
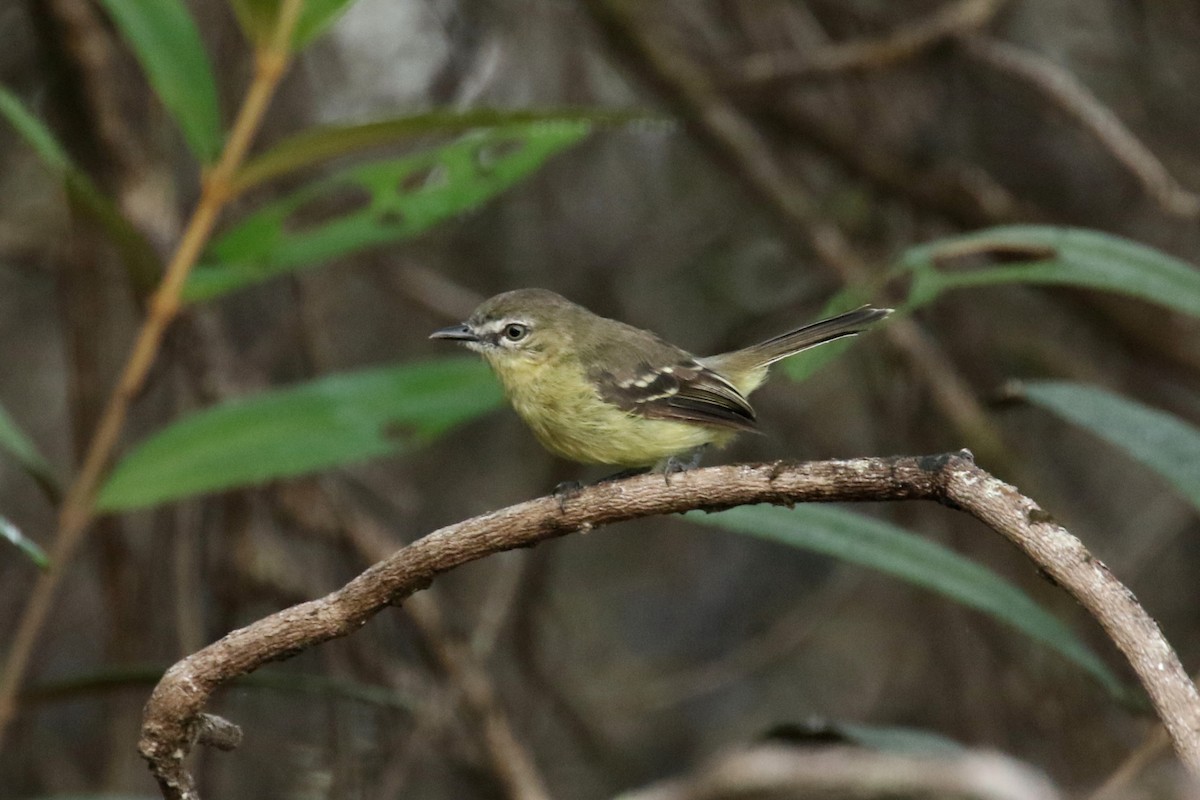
0, 0, 305, 746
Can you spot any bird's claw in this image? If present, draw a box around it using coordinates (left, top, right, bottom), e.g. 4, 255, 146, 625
553, 480, 584, 512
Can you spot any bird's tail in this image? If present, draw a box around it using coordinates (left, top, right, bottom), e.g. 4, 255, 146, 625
706, 305, 891, 388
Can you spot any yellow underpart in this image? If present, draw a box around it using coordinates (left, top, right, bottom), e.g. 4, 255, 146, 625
484, 350, 739, 467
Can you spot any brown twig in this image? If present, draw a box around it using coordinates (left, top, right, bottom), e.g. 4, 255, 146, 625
617, 744, 1062, 800
0, 0, 305, 746
737, 0, 1010, 83
960, 36, 1200, 218
139, 453, 1200, 799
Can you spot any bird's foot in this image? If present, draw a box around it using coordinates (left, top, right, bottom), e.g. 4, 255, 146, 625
662, 446, 708, 485
553, 480, 583, 512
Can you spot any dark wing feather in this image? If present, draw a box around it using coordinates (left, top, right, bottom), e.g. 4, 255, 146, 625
592, 358, 758, 432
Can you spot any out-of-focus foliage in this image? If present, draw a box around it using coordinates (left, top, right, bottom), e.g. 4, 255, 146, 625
185, 122, 593, 300
0, 402, 56, 496
98, 358, 502, 510
97, 0, 222, 162
898, 227, 1200, 317
0, 87, 160, 289
689, 504, 1128, 699
229, 0, 357, 48
232, 108, 665, 191
786, 226, 1200, 380
1021, 381, 1200, 512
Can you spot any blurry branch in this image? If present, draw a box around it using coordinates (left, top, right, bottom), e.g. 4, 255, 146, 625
959, 37, 1200, 218
0, 0, 305, 747
42, 0, 179, 261
606, 571, 861, 711
140, 453, 1200, 799
615, 744, 1061, 800
583, 0, 1010, 469
318, 493, 552, 800
1088, 725, 1172, 800
764, 102, 1037, 227
278, 265, 544, 797
736, 0, 1009, 83
1087, 666, 1200, 800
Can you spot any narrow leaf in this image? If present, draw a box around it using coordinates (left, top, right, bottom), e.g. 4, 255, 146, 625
0, 86, 69, 170
0, 86, 162, 292
98, 358, 503, 511
185, 122, 590, 301
689, 504, 1128, 699
234, 108, 662, 192
1, 514, 49, 570
228, 0, 357, 48
897, 226, 1200, 318
98, 0, 222, 162
0, 403, 58, 498
1020, 381, 1200, 513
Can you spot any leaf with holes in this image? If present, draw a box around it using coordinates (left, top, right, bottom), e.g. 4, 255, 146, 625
234, 108, 663, 192
98, 0, 222, 162
98, 358, 503, 510
185, 122, 590, 301
689, 504, 1130, 701
1020, 381, 1200, 513
897, 226, 1200, 317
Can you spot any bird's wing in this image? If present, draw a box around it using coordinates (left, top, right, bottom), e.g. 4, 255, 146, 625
590, 357, 758, 432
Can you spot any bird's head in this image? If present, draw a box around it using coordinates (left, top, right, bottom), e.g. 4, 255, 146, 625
429, 288, 581, 369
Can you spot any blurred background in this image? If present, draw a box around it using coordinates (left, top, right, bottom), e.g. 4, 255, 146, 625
2, 0, 1200, 797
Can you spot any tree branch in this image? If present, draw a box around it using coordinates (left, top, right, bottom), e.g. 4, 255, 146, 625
139, 452, 1200, 799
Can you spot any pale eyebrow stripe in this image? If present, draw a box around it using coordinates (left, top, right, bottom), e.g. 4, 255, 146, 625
476, 318, 531, 335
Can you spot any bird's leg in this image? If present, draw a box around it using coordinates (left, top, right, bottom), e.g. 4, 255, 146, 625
662, 445, 708, 485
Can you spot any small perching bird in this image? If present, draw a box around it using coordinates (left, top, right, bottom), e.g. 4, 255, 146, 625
431, 289, 891, 471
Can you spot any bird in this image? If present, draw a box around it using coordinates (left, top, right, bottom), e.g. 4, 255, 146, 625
430, 288, 890, 472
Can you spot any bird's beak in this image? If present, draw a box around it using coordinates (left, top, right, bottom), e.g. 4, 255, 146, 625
429, 323, 479, 343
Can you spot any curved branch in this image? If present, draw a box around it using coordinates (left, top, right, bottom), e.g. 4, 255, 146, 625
139, 452, 1200, 799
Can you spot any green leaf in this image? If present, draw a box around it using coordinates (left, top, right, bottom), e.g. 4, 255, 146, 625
0, 86, 162, 292
228, 0, 357, 49
0, 86, 69, 170
234, 108, 662, 192
98, 358, 503, 511
185, 122, 590, 301
897, 226, 1200, 318
1, 514, 49, 570
1019, 381, 1200, 513
0, 403, 58, 496
98, 0, 222, 162
689, 504, 1129, 700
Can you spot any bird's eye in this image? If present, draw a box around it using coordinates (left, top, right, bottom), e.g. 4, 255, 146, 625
503, 323, 529, 342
